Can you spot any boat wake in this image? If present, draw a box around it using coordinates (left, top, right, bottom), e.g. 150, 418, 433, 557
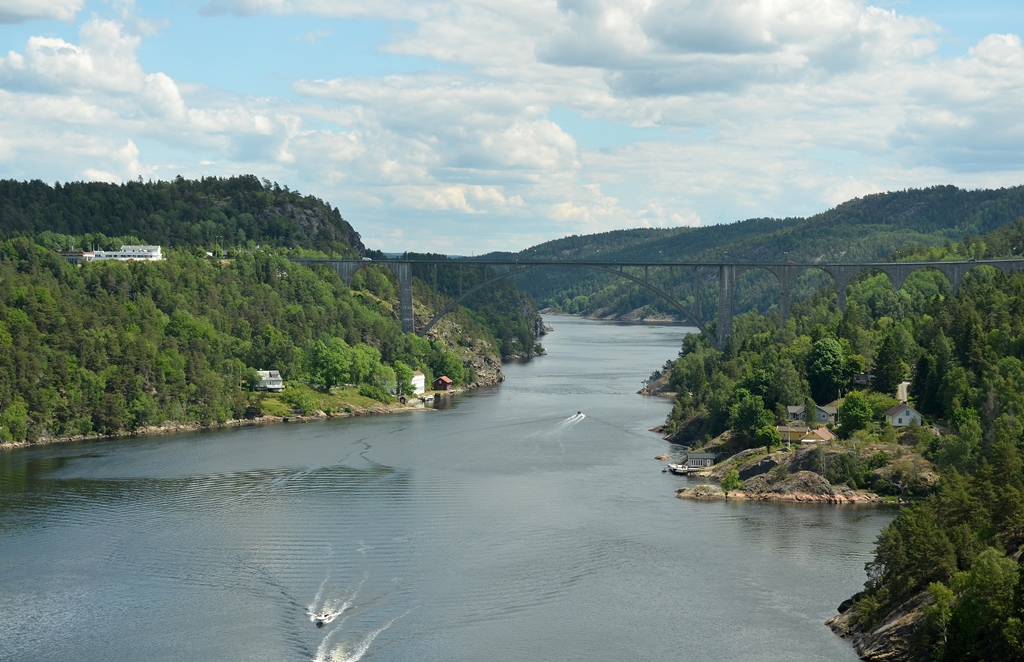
562, 411, 585, 424
315, 608, 417, 662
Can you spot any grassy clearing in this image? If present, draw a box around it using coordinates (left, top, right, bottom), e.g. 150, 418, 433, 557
259, 383, 409, 417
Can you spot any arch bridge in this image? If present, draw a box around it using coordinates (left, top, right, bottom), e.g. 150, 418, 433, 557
293, 258, 1024, 350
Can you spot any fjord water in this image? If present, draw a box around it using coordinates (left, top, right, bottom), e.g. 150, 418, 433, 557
0, 316, 892, 661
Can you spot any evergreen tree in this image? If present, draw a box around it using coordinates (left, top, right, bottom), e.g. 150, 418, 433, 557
872, 333, 904, 396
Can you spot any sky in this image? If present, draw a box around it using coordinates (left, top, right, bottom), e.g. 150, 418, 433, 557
1, 1, 1024, 255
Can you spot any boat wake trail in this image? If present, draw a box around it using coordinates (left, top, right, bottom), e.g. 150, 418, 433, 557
559, 411, 585, 426
316, 607, 418, 662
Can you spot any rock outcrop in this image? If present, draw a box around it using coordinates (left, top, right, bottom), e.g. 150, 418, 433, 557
826, 592, 929, 661
676, 470, 884, 504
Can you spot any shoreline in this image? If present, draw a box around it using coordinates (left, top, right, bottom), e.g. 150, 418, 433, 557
0, 395, 445, 453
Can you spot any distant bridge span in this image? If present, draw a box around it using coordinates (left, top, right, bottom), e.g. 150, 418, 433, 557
293, 258, 1024, 350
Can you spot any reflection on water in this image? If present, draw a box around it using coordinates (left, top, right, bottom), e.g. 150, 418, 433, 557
0, 317, 892, 661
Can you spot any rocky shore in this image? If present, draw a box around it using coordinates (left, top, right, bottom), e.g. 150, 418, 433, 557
674, 470, 885, 504
825, 592, 926, 662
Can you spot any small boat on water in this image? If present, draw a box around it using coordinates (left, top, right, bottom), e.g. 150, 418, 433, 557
313, 612, 330, 627
666, 463, 695, 475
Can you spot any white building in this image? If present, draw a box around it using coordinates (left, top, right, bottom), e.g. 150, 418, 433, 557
61, 245, 163, 264
787, 404, 838, 424
411, 371, 426, 395
91, 245, 162, 261
255, 370, 285, 392
885, 404, 923, 427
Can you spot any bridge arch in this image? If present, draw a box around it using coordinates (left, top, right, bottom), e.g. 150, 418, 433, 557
418, 263, 715, 344
736, 264, 840, 328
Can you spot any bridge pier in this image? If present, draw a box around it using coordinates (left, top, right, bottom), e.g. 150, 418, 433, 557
319, 259, 416, 333
693, 267, 702, 321
821, 265, 860, 311
394, 261, 415, 334
716, 264, 735, 350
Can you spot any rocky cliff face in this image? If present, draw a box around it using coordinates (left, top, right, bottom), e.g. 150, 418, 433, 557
460, 338, 505, 387
270, 201, 365, 254
826, 592, 927, 662
417, 312, 506, 388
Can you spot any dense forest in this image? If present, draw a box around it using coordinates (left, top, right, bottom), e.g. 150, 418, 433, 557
498, 185, 1024, 323
659, 216, 1024, 660
0, 176, 545, 443
0, 239, 500, 442
0, 175, 365, 256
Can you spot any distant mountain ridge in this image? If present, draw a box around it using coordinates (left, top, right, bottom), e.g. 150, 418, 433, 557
494, 184, 1024, 318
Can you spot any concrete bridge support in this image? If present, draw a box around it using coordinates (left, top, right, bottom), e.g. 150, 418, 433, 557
716, 264, 735, 350
749, 265, 801, 328
319, 260, 417, 333
393, 261, 416, 334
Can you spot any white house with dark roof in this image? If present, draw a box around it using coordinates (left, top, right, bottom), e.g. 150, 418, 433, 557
411, 371, 426, 395
787, 404, 838, 425
885, 404, 923, 427
255, 370, 284, 392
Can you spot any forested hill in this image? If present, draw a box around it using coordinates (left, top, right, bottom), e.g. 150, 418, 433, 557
0, 176, 365, 256
0, 176, 547, 445
499, 185, 1024, 317
0, 239, 515, 444
657, 215, 1024, 661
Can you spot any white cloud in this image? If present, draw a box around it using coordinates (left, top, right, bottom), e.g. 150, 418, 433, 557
0, 18, 143, 94
540, 0, 940, 96
550, 182, 626, 229
393, 184, 521, 213
141, 73, 187, 121
0, 0, 83, 23
969, 33, 1024, 68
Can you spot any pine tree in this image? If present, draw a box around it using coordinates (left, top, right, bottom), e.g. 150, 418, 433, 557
872, 333, 904, 396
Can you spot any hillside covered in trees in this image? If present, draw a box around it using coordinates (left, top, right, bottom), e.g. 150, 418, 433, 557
0, 239, 505, 442
658, 216, 1024, 661
497, 185, 1024, 322
0, 175, 365, 256
0, 176, 545, 444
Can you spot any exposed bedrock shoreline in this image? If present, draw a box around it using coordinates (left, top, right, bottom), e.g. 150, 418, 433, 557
675, 482, 885, 504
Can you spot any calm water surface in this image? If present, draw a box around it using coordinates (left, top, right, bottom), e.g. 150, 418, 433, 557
0, 316, 893, 661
